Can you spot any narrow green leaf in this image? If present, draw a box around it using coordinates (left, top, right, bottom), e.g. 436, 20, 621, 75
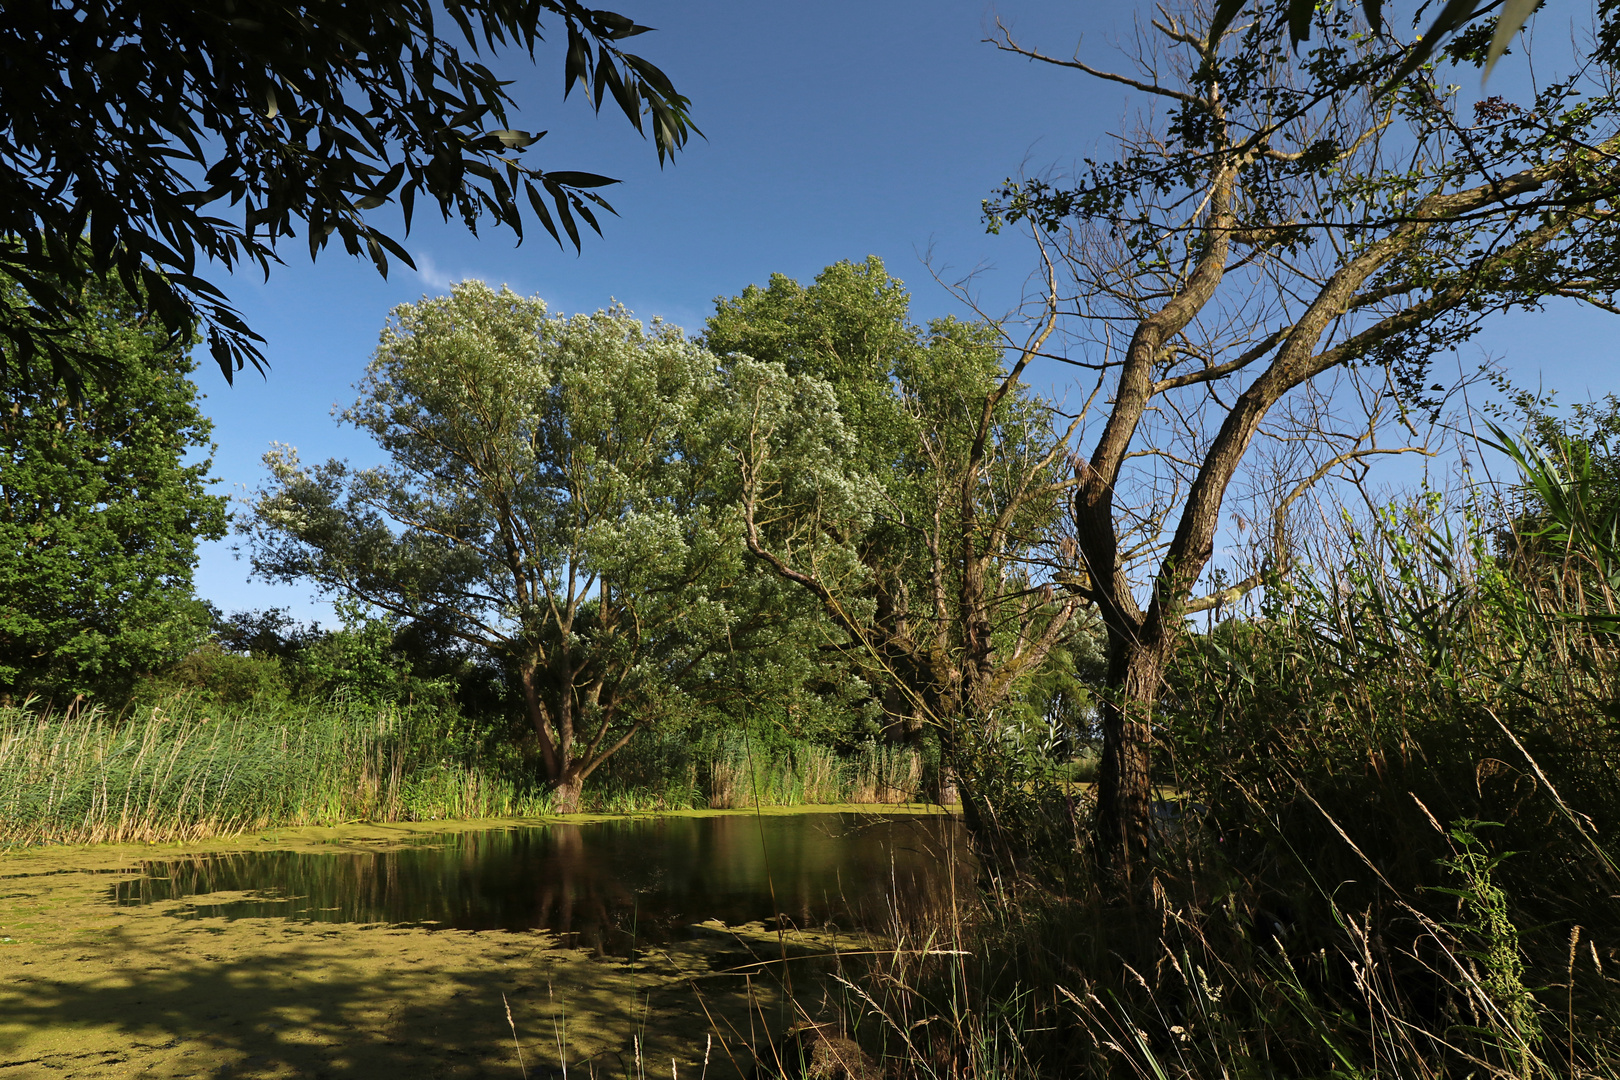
374, 231, 416, 269
208, 327, 237, 382
622, 54, 683, 107
400, 180, 418, 230
593, 11, 651, 39
446, 5, 476, 49
487, 129, 539, 149
564, 26, 589, 98
603, 62, 642, 132
574, 199, 603, 236
593, 51, 611, 110
1484, 0, 1539, 79
526, 182, 562, 247
375, 161, 406, 197
1287, 0, 1313, 43
1207, 0, 1248, 47
551, 185, 582, 250
543, 171, 620, 188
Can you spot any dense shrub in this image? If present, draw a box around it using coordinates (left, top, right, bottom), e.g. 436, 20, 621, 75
835, 496, 1620, 1080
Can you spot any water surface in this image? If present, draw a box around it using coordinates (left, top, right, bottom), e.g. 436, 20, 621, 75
113, 812, 968, 954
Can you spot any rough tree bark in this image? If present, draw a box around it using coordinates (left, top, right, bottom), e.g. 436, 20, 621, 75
989, 4, 1620, 890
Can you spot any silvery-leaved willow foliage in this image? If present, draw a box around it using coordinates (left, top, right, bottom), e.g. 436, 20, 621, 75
246, 281, 819, 811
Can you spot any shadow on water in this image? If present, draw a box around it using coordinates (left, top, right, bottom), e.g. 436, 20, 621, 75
113, 812, 971, 955
0, 917, 808, 1079
0, 813, 971, 1078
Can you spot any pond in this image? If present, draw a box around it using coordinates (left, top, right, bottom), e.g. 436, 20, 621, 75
111, 811, 970, 955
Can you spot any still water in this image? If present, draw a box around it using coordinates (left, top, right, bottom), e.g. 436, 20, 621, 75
112, 812, 968, 954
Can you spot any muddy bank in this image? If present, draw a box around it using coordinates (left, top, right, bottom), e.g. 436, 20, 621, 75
0, 809, 937, 1079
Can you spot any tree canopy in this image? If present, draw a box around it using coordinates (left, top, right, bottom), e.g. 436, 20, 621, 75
242, 264, 1098, 810
244, 282, 812, 809
0, 0, 695, 389
0, 273, 227, 702
704, 257, 916, 477
706, 260, 1091, 823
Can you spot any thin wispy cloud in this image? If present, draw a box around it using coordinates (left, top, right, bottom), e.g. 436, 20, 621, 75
412, 252, 515, 294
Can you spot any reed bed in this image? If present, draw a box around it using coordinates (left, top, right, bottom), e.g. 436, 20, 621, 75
0, 694, 933, 845
828, 842, 1620, 1080
0, 696, 552, 846
588, 731, 927, 812
793, 490, 1620, 1079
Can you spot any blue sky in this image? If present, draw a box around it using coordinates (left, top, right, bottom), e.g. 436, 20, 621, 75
190, 0, 1620, 623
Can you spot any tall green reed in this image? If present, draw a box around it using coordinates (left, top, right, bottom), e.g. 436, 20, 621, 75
584, 731, 926, 812
0, 692, 934, 845
0, 694, 553, 846
798, 490, 1620, 1079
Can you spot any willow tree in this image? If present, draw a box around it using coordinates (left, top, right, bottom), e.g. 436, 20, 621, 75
708, 276, 1090, 830
705, 258, 1052, 746
1, 1, 694, 388
246, 282, 753, 810
986, 2, 1620, 884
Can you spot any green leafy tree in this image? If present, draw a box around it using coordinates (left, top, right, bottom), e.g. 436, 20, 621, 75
0, 276, 227, 702
705, 263, 1089, 829
1, 0, 695, 388
705, 257, 917, 476
245, 281, 781, 810
1485, 394, 1620, 628
704, 260, 923, 737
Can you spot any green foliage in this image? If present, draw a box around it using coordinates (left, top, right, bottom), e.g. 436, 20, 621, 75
857, 392, 1620, 1077
585, 729, 925, 812
0, 692, 931, 845
951, 713, 1090, 880
292, 602, 445, 710
0, 0, 694, 387
704, 257, 917, 475
136, 604, 480, 722
228, 261, 1090, 812
246, 282, 823, 804
1137, 496, 1619, 1074
829, 484, 1620, 1079
1004, 634, 1104, 742
137, 646, 294, 709
1433, 820, 1540, 1047
977, 0, 1620, 877
0, 694, 555, 846
708, 259, 1087, 760
1486, 400, 1620, 633
0, 274, 226, 702
213, 606, 321, 660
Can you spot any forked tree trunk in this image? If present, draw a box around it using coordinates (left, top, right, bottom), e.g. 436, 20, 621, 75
1094, 625, 1169, 892
517, 651, 645, 813
519, 654, 589, 813
552, 771, 585, 814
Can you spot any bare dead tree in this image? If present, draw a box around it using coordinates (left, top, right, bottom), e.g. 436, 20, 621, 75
984, 0, 1620, 890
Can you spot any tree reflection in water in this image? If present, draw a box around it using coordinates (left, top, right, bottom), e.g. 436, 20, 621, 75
112, 813, 968, 955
